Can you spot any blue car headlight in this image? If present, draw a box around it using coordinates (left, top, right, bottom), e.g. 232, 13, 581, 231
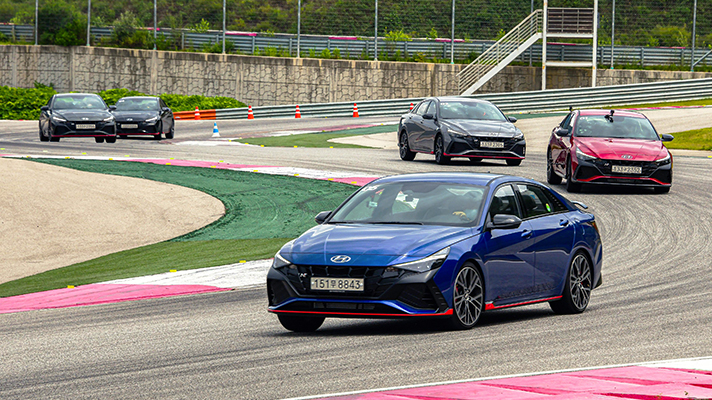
391, 247, 450, 273
272, 252, 293, 269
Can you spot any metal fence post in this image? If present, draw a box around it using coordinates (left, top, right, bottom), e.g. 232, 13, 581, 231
222, 0, 226, 54
34, 0, 38, 45
691, 0, 697, 71
610, 0, 615, 69
153, 0, 157, 50
374, 0, 378, 61
86, 0, 93, 46
297, 0, 301, 58
450, 0, 455, 64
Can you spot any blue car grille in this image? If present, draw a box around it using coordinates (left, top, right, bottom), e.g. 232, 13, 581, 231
286, 265, 405, 298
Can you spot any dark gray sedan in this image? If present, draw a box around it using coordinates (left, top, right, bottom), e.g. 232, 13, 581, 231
39, 93, 117, 143
110, 96, 174, 139
398, 97, 526, 165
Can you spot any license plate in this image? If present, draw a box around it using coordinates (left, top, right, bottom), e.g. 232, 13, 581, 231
310, 277, 364, 292
480, 141, 504, 149
75, 124, 95, 129
612, 165, 642, 174
121, 124, 138, 129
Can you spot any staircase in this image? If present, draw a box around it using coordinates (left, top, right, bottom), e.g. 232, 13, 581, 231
458, 10, 543, 95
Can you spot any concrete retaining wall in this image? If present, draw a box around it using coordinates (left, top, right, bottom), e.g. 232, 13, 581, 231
2, 45, 712, 106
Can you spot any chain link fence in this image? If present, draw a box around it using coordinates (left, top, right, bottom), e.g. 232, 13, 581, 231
1, 0, 711, 67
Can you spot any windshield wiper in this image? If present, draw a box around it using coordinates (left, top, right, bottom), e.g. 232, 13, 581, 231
367, 221, 424, 225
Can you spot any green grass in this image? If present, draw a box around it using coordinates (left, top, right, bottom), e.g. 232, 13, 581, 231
239, 124, 397, 148
664, 127, 712, 151
0, 239, 288, 298
0, 159, 358, 298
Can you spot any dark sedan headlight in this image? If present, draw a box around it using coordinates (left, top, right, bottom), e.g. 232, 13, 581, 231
391, 247, 450, 273
103, 116, 114, 122
576, 147, 598, 161
514, 131, 524, 140
448, 128, 469, 137
145, 116, 159, 123
51, 115, 67, 123
655, 153, 671, 166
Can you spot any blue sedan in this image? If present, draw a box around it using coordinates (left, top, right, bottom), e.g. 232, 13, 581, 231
267, 173, 603, 332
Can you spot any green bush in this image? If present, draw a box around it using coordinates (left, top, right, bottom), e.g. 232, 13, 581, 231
37, 0, 85, 46
0, 86, 246, 119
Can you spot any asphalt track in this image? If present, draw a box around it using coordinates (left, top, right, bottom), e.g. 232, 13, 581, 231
1, 114, 712, 399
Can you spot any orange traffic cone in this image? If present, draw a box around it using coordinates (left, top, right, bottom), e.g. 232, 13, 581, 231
247, 105, 254, 120
410, 103, 414, 111
194, 106, 200, 120
352, 103, 359, 118
295, 105, 301, 119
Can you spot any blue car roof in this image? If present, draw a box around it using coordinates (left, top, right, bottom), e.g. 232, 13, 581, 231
372, 172, 539, 188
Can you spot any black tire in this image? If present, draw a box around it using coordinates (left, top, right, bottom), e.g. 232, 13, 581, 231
95, 137, 105, 143
434, 134, 450, 165
468, 158, 482, 164
566, 159, 582, 192
547, 151, 562, 184
277, 314, 325, 332
105, 137, 116, 144
654, 186, 671, 194
506, 159, 522, 166
399, 131, 416, 161
39, 127, 49, 142
550, 252, 592, 314
49, 136, 60, 142
446, 263, 484, 330
165, 125, 175, 139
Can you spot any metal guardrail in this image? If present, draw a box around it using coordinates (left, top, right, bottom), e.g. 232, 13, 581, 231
2, 23, 711, 68
216, 78, 712, 120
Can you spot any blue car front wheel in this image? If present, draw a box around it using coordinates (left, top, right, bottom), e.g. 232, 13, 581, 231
448, 263, 484, 330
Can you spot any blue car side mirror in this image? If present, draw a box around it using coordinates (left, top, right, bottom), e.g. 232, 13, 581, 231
314, 211, 332, 224
486, 214, 522, 230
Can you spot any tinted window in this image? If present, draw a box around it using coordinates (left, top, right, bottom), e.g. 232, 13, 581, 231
439, 100, 507, 121
575, 115, 659, 140
330, 181, 486, 226
414, 101, 430, 116
489, 185, 520, 219
516, 184, 556, 218
115, 98, 160, 111
53, 95, 106, 110
560, 112, 573, 128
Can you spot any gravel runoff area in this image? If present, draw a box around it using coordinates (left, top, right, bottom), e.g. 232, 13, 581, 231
0, 157, 225, 285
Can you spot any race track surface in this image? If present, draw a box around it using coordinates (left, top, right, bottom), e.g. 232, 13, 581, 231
1, 111, 711, 399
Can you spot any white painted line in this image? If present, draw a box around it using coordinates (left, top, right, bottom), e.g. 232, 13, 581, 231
281, 356, 712, 400
103, 259, 272, 289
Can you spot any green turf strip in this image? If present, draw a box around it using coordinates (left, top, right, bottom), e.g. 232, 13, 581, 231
240, 124, 397, 148
664, 127, 712, 151
0, 159, 358, 298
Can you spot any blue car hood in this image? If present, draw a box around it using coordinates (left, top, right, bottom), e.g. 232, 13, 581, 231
283, 224, 474, 266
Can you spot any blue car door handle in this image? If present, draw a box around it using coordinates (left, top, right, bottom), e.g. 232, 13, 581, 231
559, 219, 569, 227
521, 230, 533, 239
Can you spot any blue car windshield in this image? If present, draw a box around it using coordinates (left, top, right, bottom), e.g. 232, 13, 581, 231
439, 101, 506, 121
53, 95, 106, 110
575, 115, 659, 140
330, 181, 486, 226
114, 98, 160, 111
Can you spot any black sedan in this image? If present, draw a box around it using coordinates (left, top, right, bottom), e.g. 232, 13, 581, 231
110, 97, 174, 139
398, 97, 526, 165
39, 93, 117, 143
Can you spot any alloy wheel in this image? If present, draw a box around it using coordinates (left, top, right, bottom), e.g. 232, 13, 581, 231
568, 253, 592, 311
453, 265, 483, 328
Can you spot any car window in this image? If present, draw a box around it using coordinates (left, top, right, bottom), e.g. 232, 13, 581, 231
560, 112, 573, 128
330, 181, 486, 226
53, 95, 106, 110
516, 184, 556, 218
115, 98, 160, 111
541, 188, 569, 213
425, 101, 438, 116
575, 115, 659, 140
414, 101, 430, 116
488, 185, 520, 219
439, 100, 507, 121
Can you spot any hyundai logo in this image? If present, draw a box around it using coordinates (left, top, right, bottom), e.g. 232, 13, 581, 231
622, 154, 632, 159
330, 255, 351, 263
82, 117, 89, 120
127, 118, 133, 121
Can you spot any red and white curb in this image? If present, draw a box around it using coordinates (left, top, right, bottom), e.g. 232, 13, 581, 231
284, 357, 712, 400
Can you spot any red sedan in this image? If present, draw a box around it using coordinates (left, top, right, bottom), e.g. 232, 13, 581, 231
547, 109, 673, 193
